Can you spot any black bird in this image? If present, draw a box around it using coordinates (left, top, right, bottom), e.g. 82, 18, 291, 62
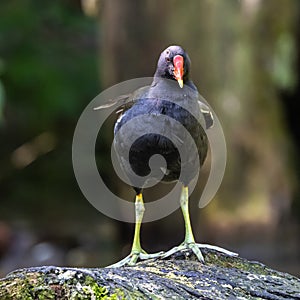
96, 45, 214, 266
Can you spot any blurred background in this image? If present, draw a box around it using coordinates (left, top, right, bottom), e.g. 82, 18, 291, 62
0, 0, 299, 277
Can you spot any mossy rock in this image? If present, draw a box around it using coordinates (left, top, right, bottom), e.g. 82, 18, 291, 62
0, 248, 299, 299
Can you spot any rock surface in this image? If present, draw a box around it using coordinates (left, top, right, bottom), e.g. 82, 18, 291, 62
0, 248, 299, 299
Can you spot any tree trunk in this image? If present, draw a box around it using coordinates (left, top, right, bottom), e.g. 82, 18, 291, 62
99, 0, 167, 88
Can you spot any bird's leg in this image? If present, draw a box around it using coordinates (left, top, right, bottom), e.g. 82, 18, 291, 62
162, 185, 238, 261
180, 186, 205, 261
173, 186, 205, 261
107, 193, 163, 268
129, 193, 145, 263
181, 185, 196, 245
161, 186, 204, 261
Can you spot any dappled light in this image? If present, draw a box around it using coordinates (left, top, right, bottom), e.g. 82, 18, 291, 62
11, 132, 57, 169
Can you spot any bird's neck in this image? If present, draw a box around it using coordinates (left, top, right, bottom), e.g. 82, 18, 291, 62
149, 77, 198, 102
152, 76, 196, 91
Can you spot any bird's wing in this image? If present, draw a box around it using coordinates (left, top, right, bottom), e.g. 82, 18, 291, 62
198, 100, 214, 130
94, 86, 150, 113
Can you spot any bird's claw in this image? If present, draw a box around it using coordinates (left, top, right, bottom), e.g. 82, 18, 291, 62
195, 243, 238, 257
161, 243, 238, 262
106, 250, 164, 268
162, 242, 204, 262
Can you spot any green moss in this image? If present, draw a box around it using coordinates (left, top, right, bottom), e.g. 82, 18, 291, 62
14, 275, 55, 300
82, 284, 108, 298
0, 276, 46, 300
205, 251, 274, 276
0, 273, 127, 300
82, 276, 126, 299
32, 287, 55, 300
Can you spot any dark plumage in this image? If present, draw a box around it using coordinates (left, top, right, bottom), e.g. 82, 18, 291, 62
98, 45, 214, 267
114, 46, 212, 191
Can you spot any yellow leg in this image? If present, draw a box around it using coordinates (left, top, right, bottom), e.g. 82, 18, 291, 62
161, 185, 204, 262
180, 185, 204, 261
107, 193, 163, 267
130, 193, 145, 258
180, 186, 196, 244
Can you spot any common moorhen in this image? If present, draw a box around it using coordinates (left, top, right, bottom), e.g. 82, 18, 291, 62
97, 45, 215, 266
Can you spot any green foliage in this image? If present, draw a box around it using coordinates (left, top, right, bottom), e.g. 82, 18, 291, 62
272, 33, 297, 90
0, 81, 4, 123
0, 0, 98, 130
0, 0, 100, 224
0, 57, 4, 123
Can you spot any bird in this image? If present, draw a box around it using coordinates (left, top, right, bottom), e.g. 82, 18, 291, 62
96, 45, 214, 267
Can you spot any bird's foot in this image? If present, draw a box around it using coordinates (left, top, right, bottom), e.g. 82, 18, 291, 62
162, 242, 238, 262
107, 250, 164, 268
162, 242, 205, 262
195, 243, 238, 257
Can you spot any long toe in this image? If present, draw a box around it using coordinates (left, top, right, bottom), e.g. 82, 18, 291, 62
139, 251, 164, 260
107, 250, 165, 268
161, 243, 239, 263
162, 243, 205, 263
195, 243, 238, 257
161, 245, 183, 259
188, 243, 204, 262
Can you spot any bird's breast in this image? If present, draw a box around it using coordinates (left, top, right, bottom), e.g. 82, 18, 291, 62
114, 97, 207, 185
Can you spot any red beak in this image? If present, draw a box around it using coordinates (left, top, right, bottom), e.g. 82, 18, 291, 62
173, 55, 184, 88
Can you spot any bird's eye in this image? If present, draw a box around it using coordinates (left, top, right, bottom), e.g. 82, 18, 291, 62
165, 49, 171, 62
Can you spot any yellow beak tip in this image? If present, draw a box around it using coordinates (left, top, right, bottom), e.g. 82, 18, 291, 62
178, 79, 184, 88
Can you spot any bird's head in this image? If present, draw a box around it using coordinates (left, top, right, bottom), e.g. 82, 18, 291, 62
155, 45, 191, 88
